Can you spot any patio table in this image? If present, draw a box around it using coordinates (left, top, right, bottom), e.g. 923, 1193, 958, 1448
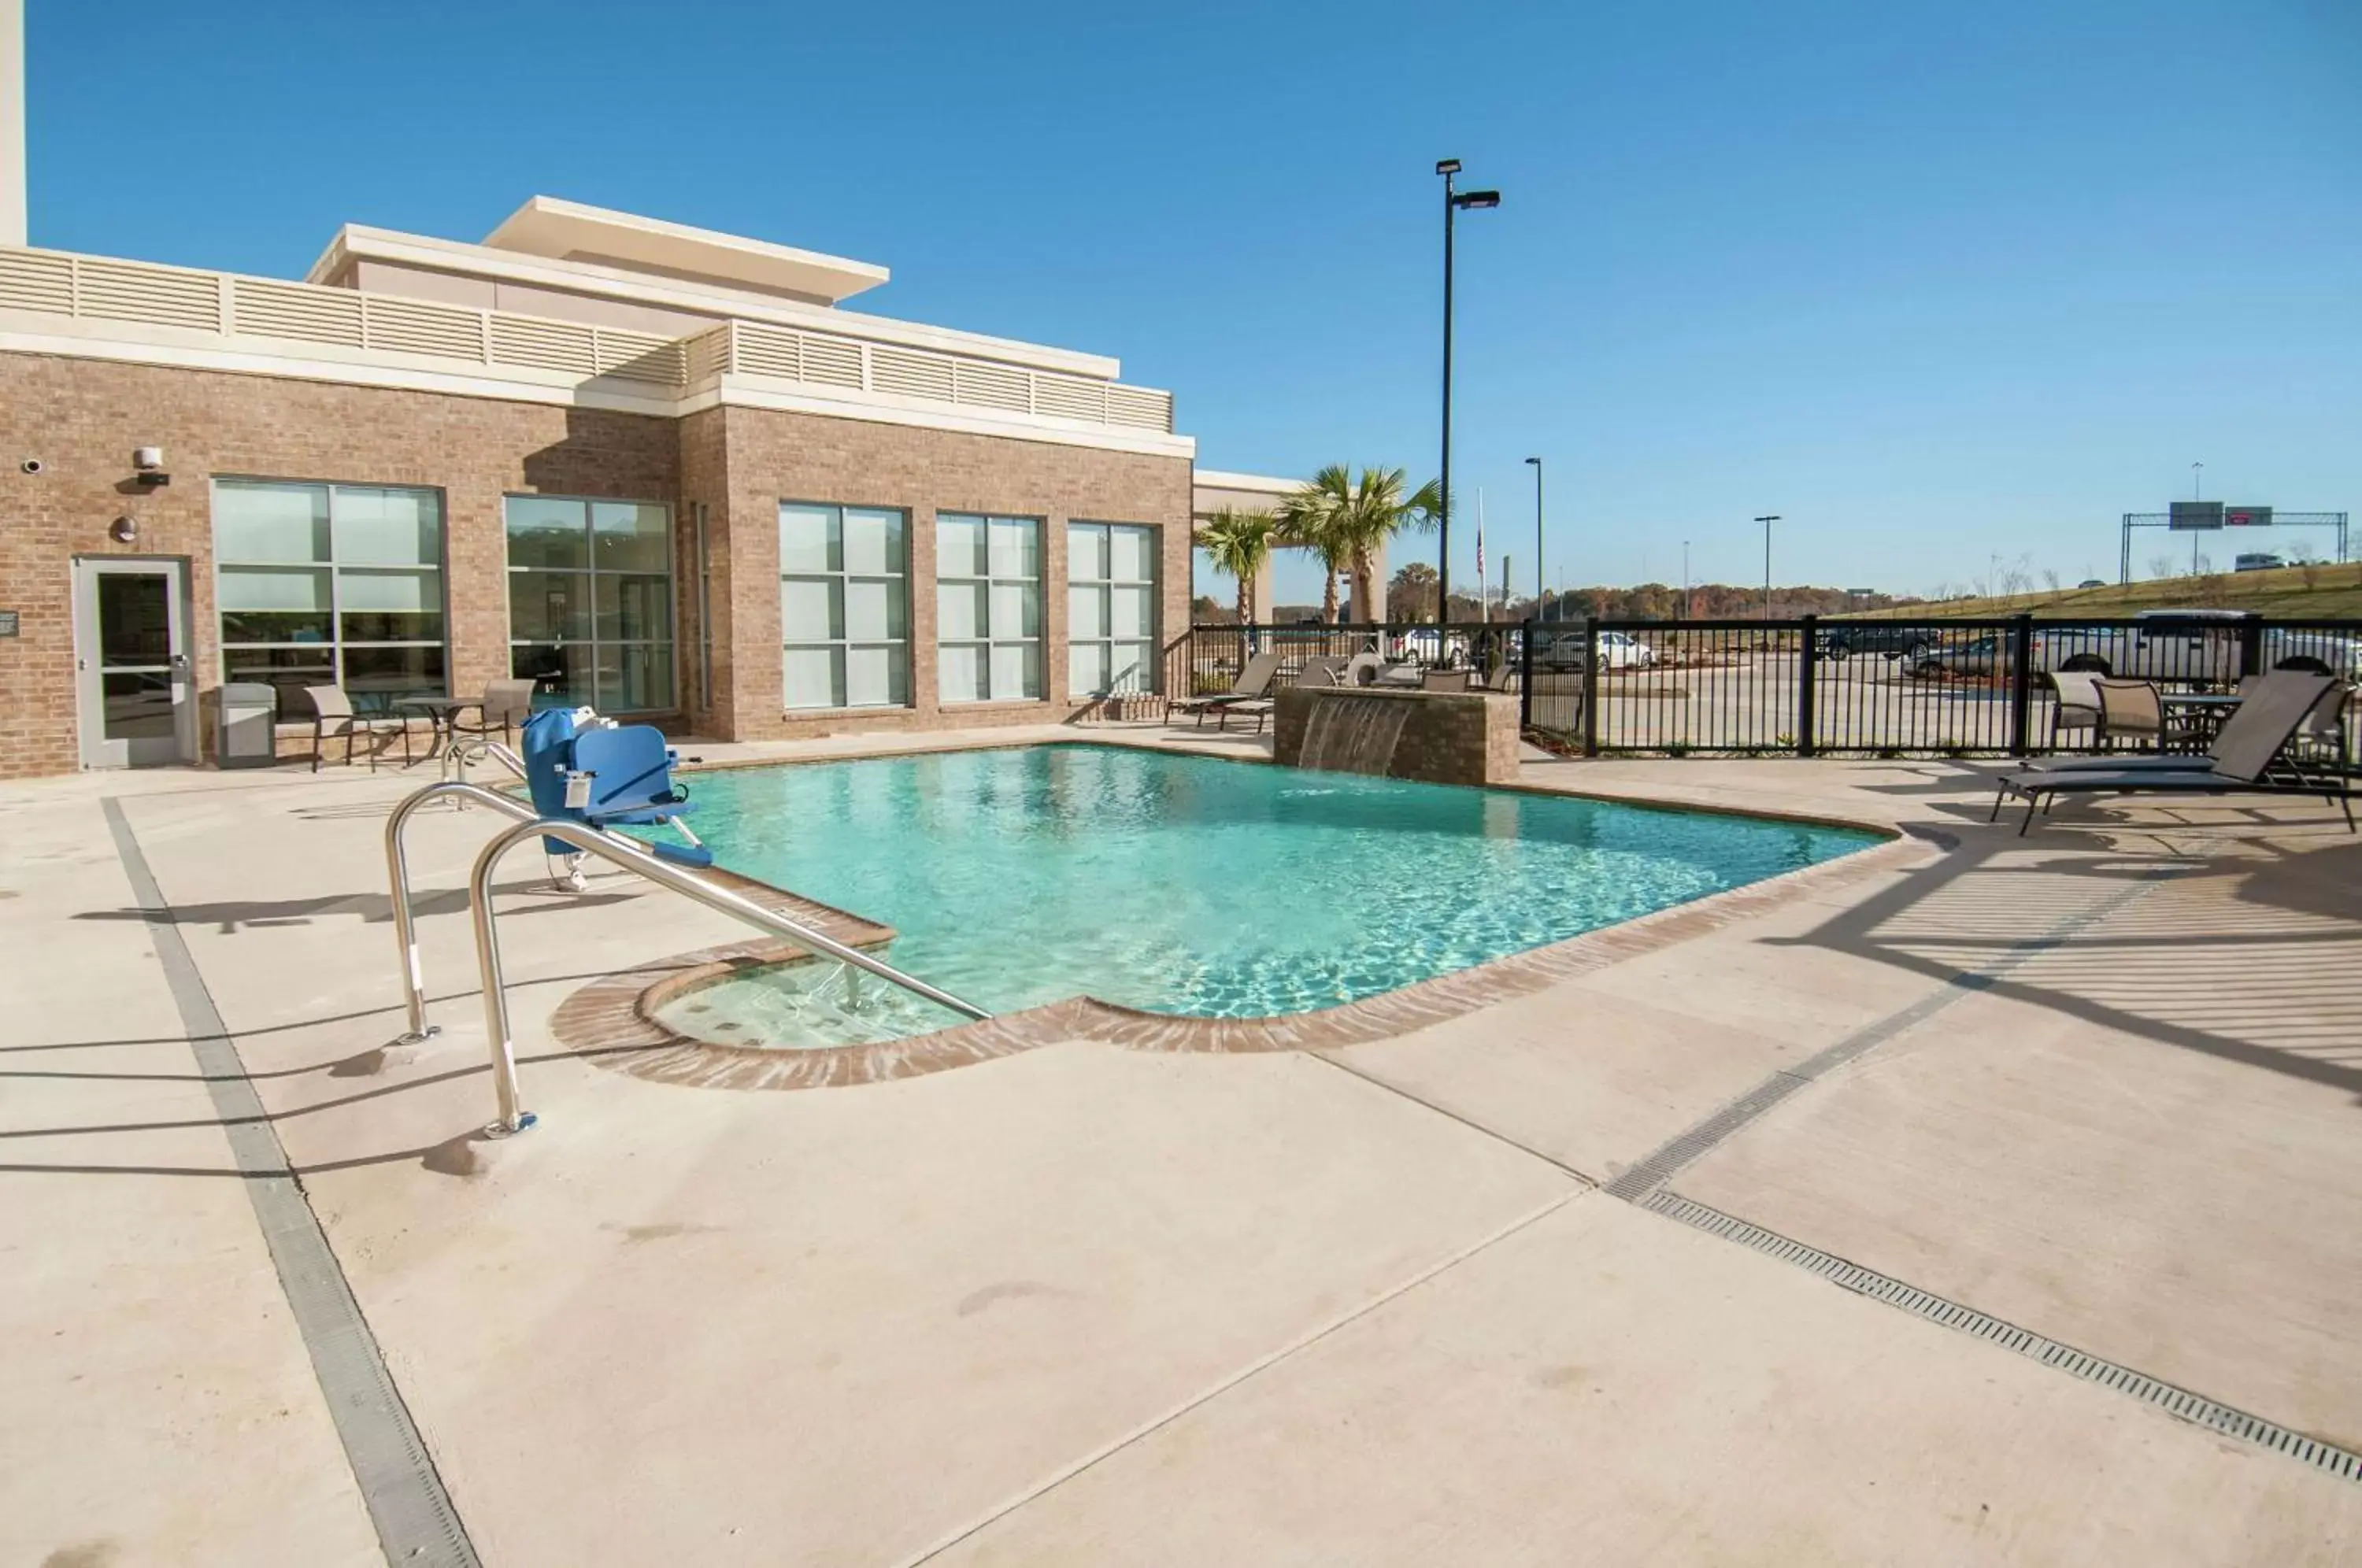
2160, 690, 2242, 750
395, 696, 472, 763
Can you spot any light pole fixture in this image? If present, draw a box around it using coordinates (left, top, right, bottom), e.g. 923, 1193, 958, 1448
1755, 515, 1782, 620
1523, 456, 1543, 619
1438, 157, 1499, 635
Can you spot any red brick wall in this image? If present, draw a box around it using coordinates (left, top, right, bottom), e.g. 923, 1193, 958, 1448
713, 405, 1192, 740
0, 353, 676, 778
0, 352, 1194, 776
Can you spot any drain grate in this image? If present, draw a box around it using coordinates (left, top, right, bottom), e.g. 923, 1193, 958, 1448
1642, 1189, 2362, 1485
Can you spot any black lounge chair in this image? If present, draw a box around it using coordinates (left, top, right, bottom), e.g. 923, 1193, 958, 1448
1991, 671, 2353, 835
2007, 671, 2347, 783
1168, 650, 1283, 730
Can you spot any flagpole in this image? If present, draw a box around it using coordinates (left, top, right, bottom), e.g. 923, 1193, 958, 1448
1476, 488, 1488, 626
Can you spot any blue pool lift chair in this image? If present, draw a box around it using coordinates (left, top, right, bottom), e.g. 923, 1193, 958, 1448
566, 724, 713, 867
520, 709, 711, 887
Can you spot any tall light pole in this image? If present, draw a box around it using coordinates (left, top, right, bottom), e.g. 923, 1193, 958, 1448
1523, 456, 1543, 619
1682, 539, 1691, 619
1437, 158, 1499, 638
1755, 515, 1782, 621
2190, 462, 2205, 574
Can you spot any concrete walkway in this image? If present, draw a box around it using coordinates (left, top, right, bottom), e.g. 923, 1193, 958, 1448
3, 736, 2358, 1565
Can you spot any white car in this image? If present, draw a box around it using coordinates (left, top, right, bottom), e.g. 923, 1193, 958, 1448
1531, 628, 1657, 671
2031, 609, 2362, 682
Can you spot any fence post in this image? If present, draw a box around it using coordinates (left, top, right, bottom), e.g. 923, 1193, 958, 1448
2237, 613, 2265, 683
1796, 614, 1818, 757
1519, 616, 1535, 730
1580, 617, 1601, 757
2008, 613, 2035, 756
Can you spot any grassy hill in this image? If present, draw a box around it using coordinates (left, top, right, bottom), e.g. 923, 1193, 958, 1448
1847, 561, 2362, 620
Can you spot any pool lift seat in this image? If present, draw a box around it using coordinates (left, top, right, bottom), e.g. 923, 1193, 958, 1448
520, 708, 710, 889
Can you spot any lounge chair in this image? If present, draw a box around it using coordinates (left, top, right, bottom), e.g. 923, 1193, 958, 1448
1991, 671, 2353, 834
1168, 650, 1283, 729
1294, 655, 1350, 687
303, 684, 406, 772
2012, 672, 2346, 784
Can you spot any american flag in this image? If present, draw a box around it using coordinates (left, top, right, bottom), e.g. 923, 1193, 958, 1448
1474, 490, 1486, 619
1474, 490, 1486, 590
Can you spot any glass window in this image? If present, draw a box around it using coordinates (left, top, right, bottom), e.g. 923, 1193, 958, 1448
780, 502, 909, 711
213, 480, 446, 719
505, 495, 676, 712
1066, 521, 1159, 697
939, 514, 1043, 703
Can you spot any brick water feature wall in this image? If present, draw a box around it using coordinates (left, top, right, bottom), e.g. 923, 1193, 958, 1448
1273, 686, 1520, 787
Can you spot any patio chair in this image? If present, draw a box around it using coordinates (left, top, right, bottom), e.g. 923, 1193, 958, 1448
2045, 670, 2103, 749
303, 684, 406, 773
1991, 671, 2352, 834
1420, 670, 1472, 693
449, 677, 538, 749
2092, 678, 2165, 750
1168, 651, 1283, 728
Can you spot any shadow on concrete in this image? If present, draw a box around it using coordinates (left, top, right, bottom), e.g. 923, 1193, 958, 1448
1768, 812, 2362, 1098
68, 878, 641, 934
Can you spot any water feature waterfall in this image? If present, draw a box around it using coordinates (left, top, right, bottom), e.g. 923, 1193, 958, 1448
1298, 693, 1414, 775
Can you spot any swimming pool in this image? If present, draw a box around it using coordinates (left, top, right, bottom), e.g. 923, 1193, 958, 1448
641, 745, 1877, 1044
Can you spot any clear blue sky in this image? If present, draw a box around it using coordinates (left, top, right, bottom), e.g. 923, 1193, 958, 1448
25, 0, 2361, 605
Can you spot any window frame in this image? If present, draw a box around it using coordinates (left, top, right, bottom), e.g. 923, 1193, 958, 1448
210, 476, 450, 720
502, 493, 678, 714
778, 500, 913, 712
1066, 520, 1161, 697
936, 512, 1045, 704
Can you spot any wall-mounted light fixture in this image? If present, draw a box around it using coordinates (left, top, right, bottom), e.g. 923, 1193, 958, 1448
109, 516, 139, 544
131, 448, 170, 487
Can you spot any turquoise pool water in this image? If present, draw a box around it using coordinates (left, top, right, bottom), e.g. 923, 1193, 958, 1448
644, 745, 1876, 1041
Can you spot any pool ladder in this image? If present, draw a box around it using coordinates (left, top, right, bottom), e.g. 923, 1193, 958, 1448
386, 779, 989, 1137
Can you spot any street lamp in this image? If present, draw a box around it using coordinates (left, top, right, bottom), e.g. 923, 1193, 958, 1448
1755, 515, 1782, 620
1523, 457, 1543, 619
1437, 157, 1499, 639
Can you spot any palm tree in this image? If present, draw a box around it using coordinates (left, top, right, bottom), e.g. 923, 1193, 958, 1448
1194, 507, 1279, 626
1285, 465, 1444, 623
1275, 483, 1351, 623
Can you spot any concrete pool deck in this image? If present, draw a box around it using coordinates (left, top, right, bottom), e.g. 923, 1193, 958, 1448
4, 727, 2360, 1565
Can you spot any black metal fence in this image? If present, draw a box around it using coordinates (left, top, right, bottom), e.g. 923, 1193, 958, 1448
1172, 613, 2362, 763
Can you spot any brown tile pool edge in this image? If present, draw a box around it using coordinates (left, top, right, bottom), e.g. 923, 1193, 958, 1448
547, 830, 1932, 1093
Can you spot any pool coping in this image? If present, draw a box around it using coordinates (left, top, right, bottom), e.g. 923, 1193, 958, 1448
546, 808, 1930, 1094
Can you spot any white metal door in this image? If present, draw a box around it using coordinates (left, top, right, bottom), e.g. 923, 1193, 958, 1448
73, 557, 194, 768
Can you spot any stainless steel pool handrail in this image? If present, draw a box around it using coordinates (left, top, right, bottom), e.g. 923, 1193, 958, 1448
449, 738, 526, 787
467, 817, 990, 1135
386, 780, 545, 1043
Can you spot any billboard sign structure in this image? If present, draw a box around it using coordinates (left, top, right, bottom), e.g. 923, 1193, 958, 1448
2225, 505, 2273, 527
2169, 501, 2224, 531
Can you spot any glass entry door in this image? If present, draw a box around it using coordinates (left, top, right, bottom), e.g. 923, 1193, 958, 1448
74, 558, 194, 768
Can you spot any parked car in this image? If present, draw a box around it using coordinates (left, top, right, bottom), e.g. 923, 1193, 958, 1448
1531, 627, 1657, 671
2234, 553, 2286, 572
1819, 623, 1936, 661
1910, 635, 2010, 679
2030, 608, 2362, 682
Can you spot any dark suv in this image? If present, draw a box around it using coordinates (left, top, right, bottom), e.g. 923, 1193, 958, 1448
1819, 624, 1935, 661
